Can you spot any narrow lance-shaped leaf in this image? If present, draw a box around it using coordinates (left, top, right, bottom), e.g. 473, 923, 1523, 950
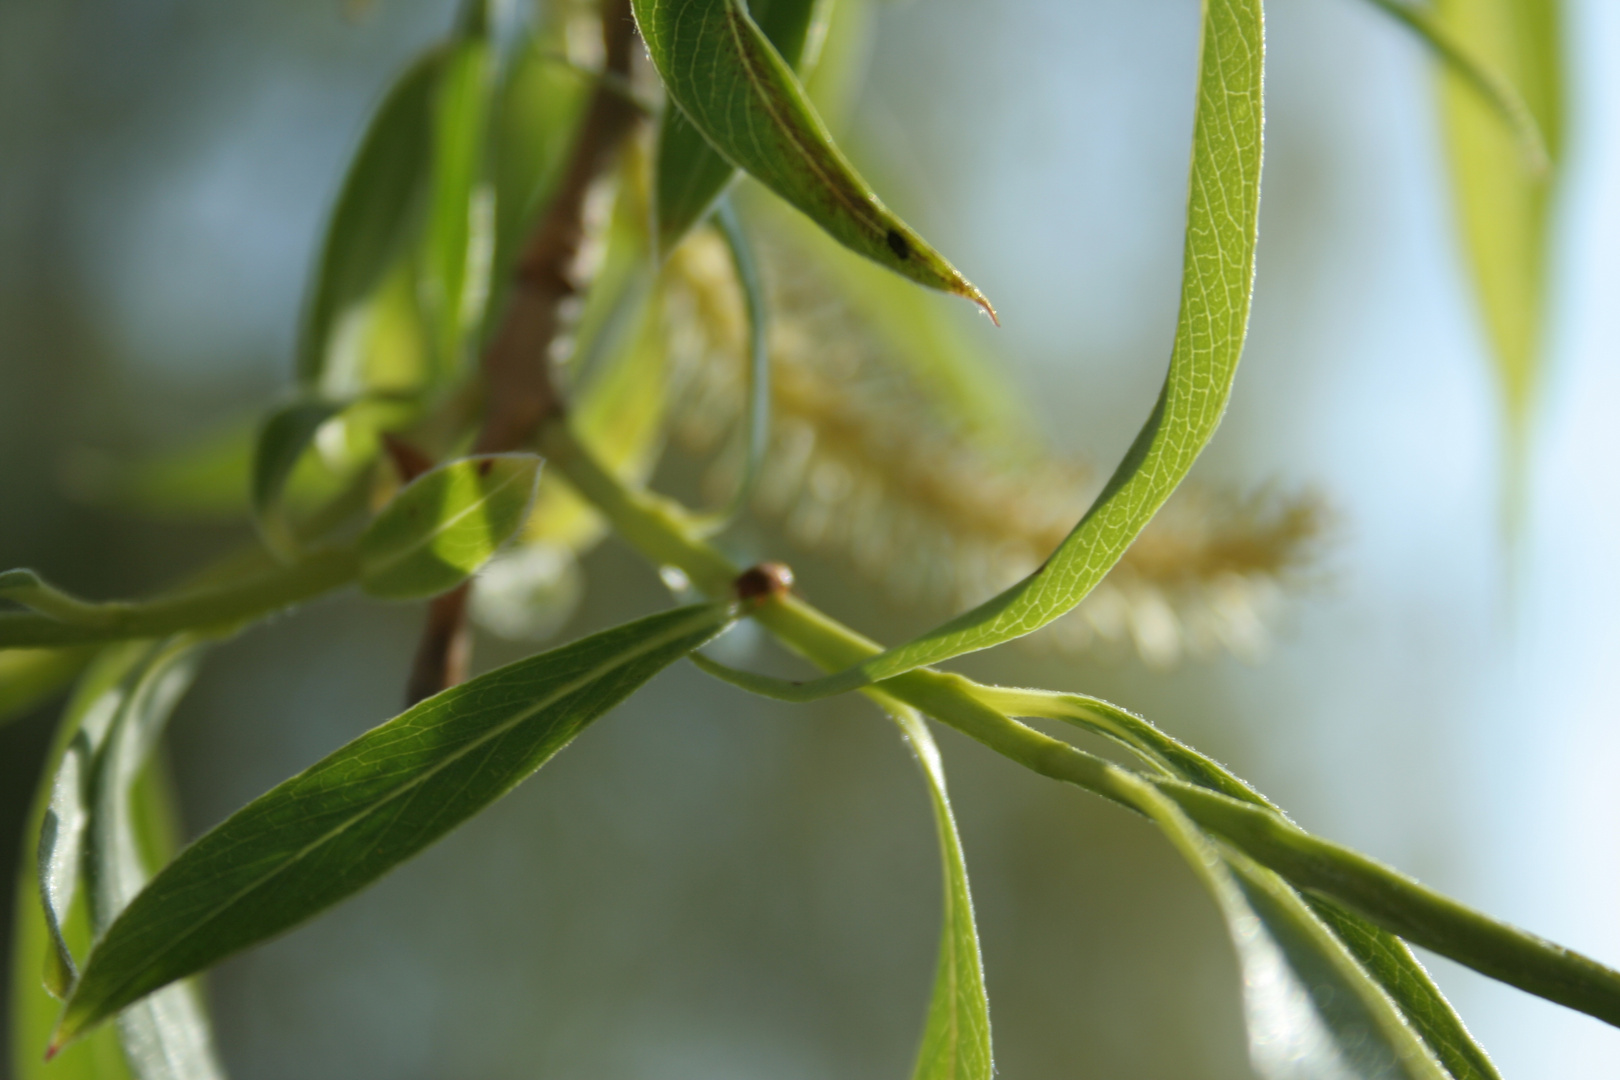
1360, 0, 1547, 172
632, 0, 993, 316
419, 1, 496, 381
1119, 773, 1453, 1080
980, 686, 1500, 1078
35, 645, 157, 999
688, 199, 770, 534
359, 453, 542, 600
687, 0, 1264, 700
299, 50, 441, 392
654, 0, 829, 252
887, 706, 991, 1080
1433, 0, 1562, 508
53, 604, 736, 1047
79, 638, 225, 1079
12, 652, 141, 1080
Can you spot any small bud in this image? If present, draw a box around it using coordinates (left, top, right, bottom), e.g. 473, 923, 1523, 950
733, 561, 794, 603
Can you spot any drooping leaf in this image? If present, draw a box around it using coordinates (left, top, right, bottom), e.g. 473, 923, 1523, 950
1362, 0, 1546, 172
20, 641, 223, 1078
686, 199, 769, 533
685, 0, 1265, 699
251, 398, 348, 558
980, 686, 1500, 1076
12, 672, 139, 1080
1433, 0, 1562, 501
359, 453, 542, 600
631, 0, 992, 315
1121, 775, 1452, 1079
78, 639, 225, 1080
300, 50, 442, 392
887, 706, 991, 1080
36, 646, 156, 999
654, 0, 829, 252
418, 12, 496, 381
53, 604, 736, 1047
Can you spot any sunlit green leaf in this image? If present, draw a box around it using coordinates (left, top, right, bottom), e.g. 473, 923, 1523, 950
359, 453, 541, 600
632, 0, 991, 315
654, 0, 829, 252
693, 0, 1264, 700
886, 706, 990, 1080
300, 51, 441, 392
54, 604, 736, 1047
419, 16, 495, 381
1433, 0, 1562, 497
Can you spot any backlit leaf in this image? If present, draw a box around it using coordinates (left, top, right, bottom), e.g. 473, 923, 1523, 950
251, 398, 348, 558
1122, 776, 1452, 1079
632, 0, 991, 315
53, 605, 736, 1047
653, 0, 829, 252
359, 453, 541, 600
888, 706, 990, 1080
1433, 0, 1562, 499
694, 0, 1265, 700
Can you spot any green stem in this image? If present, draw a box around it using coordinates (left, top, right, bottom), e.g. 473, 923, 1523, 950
538, 418, 1620, 1028
0, 546, 360, 649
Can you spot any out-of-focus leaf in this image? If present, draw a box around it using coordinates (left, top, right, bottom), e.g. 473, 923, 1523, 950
54, 604, 736, 1046
686, 200, 769, 533
489, 42, 591, 288
632, 0, 991, 315
77, 640, 224, 1079
251, 399, 348, 557
61, 425, 256, 521
654, 0, 829, 253
1433, 0, 1562, 492
981, 686, 1500, 1076
693, 0, 1264, 700
1123, 776, 1452, 1079
300, 51, 442, 392
0, 647, 95, 727
359, 453, 541, 600
419, 18, 495, 381
886, 706, 990, 1080
36, 646, 153, 999
12, 664, 138, 1080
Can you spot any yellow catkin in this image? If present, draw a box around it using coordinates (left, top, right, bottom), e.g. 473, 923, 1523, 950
658, 227, 1326, 667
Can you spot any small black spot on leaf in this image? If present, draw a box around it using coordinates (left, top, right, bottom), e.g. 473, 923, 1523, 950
886, 229, 911, 260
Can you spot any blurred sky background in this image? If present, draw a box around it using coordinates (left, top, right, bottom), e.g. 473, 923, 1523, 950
3, 0, 1620, 1076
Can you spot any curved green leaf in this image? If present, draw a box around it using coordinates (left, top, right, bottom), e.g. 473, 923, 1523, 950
980, 687, 1500, 1076
419, 27, 495, 381
251, 398, 348, 558
887, 706, 991, 1080
300, 50, 442, 390
359, 453, 541, 600
53, 604, 736, 1048
632, 0, 992, 315
698, 0, 1264, 699
79, 640, 224, 1080
654, 0, 828, 252
1120, 775, 1452, 1079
